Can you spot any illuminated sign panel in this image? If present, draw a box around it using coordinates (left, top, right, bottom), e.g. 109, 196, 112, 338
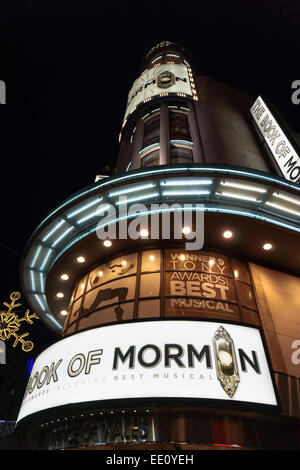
250, 96, 300, 184
17, 320, 277, 423
123, 64, 193, 125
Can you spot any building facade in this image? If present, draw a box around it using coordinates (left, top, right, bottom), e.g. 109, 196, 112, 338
16, 41, 300, 450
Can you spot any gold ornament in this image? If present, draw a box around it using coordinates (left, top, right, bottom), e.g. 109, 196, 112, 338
0, 292, 39, 352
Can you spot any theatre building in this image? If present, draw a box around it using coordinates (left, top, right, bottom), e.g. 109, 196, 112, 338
16, 41, 300, 450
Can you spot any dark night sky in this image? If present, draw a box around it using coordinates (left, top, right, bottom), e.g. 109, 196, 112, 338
0, 0, 299, 347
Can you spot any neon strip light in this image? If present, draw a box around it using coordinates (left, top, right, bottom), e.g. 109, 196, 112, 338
30, 270, 36, 291
220, 181, 267, 193
265, 201, 300, 217
139, 143, 160, 156
31, 246, 42, 268
41, 220, 65, 242
191, 167, 300, 191
109, 183, 155, 197
39, 272, 44, 292
160, 179, 213, 186
46, 313, 62, 330
116, 192, 160, 205
40, 249, 53, 270
216, 191, 260, 202
78, 204, 111, 224
162, 190, 210, 196
273, 192, 300, 206
52, 226, 74, 246
151, 56, 162, 64
170, 140, 194, 147
67, 198, 102, 218
34, 294, 46, 311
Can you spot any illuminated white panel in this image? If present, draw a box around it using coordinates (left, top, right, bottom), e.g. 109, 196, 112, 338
251, 96, 300, 185
17, 320, 277, 423
123, 64, 193, 125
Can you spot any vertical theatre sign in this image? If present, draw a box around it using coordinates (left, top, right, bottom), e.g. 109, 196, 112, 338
250, 96, 300, 184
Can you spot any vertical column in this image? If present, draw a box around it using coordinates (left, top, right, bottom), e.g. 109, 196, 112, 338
116, 140, 130, 173
159, 103, 170, 165
130, 117, 144, 170
188, 102, 205, 163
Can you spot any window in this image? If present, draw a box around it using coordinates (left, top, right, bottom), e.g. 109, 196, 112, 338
143, 114, 160, 147
170, 146, 193, 164
141, 150, 160, 168
169, 111, 191, 140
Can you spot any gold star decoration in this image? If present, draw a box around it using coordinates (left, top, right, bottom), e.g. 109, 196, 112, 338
0, 292, 39, 352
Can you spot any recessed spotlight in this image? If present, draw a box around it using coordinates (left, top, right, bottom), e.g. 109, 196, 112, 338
223, 230, 233, 239
77, 256, 85, 263
263, 243, 272, 251
103, 239, 112, 247
182, 226, 191, 234
60, 274, 69, 281
56, 292, 64, 299
140, 229, 149, 237
60, 310, 68, 316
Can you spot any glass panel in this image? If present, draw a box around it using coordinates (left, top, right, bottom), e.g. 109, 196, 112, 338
82, 276, 136, 312
70, 285, 78, 304
241, 307, 261, 326
165, 298, 240, 319
69, 298, 82, 324
138, 299, 160, 318
141, 150, 159, 168
139, 273, 160, 298
231, 258, 250, 283
169, 112, 190, 140
141, 250, 161, 272
87, 253, 137, 291
236, 282, 257, 310
170, 147, 193, 164
79, 302, 135, 329
76, 276, 87, 299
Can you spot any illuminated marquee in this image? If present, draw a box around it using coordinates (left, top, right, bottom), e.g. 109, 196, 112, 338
122, 64, 194, 129
251, 96, 300, 184
17, 320, 277, 424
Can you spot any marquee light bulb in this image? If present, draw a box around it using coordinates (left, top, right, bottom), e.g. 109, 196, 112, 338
98, 270, 104, 277
223, 230, 233, 239
179, 254, 186, 261
263, 243, 272, 251
140, 229, 149, 237
149, 255, 155, 261
121, 260, 127, 266
182, 226, 191, 235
